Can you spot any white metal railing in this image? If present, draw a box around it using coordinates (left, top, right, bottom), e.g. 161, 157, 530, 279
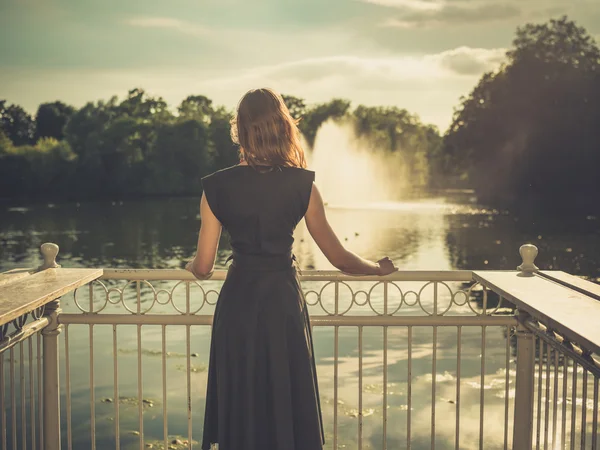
473, 250, 600, 450
525, 317, 599, 449
1, 244, 599, 450
0, 245, 102, 450
75, 268, 515, 450
0, 322, 45, 450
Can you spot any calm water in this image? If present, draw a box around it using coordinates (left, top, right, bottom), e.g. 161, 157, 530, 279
1, 196, 599, 449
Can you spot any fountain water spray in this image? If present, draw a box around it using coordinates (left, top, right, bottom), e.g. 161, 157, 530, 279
307, 120, 409, 207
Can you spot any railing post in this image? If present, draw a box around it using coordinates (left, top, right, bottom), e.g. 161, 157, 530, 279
42, 299, 62, 450
517, 243, 539, 274
38, 243, 61, 271
512, 309, 535, 449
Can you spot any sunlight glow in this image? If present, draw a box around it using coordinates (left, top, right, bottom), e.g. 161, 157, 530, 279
361, 0, 444, 11
124, 17, 208, 37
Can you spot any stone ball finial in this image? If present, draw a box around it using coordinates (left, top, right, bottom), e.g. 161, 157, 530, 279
517, 244, 539, 273
38, 242, 61, 271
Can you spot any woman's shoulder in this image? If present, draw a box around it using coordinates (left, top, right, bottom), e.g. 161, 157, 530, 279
202, 165, 242, 182
282, 166, 315, 179
203, 165, 314, 184
293, 167, 315, 184
286, 166, 314, 173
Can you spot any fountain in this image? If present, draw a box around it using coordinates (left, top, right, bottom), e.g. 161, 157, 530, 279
307, 120, 406, 207
294, 120, 457, 270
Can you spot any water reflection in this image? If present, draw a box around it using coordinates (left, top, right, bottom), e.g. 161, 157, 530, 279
0, 199, 232, 271
444, 210, 600, 278
3, 197, 598, 279
293, 199, 461, 272
2, 197, 599, 449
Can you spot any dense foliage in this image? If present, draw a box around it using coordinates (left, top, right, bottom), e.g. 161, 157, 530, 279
2, 16, 599, 212
440, 16, 600, 213
0, 91, 440, 199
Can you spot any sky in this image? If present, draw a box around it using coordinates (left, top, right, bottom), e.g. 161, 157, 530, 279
1, 0, 599, 132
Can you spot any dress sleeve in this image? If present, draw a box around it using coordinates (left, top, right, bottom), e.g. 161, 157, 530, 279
201, 173, 221, 222
299, 169, 316, 218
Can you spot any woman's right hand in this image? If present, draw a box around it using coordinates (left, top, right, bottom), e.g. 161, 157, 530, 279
377, 257, 398, 276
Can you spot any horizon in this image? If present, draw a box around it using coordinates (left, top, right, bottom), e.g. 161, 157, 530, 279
1, 0, 599, 132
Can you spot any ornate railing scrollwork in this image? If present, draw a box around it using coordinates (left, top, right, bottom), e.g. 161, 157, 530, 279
71, 276, 514, 319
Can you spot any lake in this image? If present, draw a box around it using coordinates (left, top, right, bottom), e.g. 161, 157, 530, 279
1, 195, 599, 449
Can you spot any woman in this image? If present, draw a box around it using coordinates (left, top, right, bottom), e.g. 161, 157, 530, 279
186, 88, 397, 450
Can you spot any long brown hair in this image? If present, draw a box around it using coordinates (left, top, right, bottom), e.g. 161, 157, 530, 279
231, 88, 307, 169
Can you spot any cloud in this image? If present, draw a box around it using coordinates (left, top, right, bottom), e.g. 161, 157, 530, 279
365, 0, 599, 29
0, 46, 507, 132
434, 46, 507, 75
361, 0, 522, 28
196, 47, 505, 128
124, 17, 208, 37
361, 0, 443, 11
382, 3, 522, 28
211, 47, 507, 86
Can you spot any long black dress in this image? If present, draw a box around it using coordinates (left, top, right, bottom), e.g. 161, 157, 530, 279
200, 165, 325, 450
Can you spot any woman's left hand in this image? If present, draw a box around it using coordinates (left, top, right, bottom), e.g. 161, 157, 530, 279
185, 260, 195, 273
185, 259, 200, 278
185, 259, 213, 280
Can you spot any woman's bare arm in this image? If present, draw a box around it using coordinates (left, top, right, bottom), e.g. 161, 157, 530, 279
304, 183, 397, 276
185, 193, 222, 278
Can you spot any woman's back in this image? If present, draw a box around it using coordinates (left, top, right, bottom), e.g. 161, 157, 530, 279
202, 165, 314, 255
199, 164, 324, 450
187, 87, 395, 450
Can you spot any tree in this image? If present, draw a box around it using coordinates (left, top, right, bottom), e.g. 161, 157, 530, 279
116, 88, 172, 160
508, 17, 600, 72
210, 106, 239, 169
34, 101, 76, 141
1, 88, 447, 199
0, 100, 35, 146
0, 129, 13, 155
0, 136, 77, 196
99, 116, 145, 171
65, 98, 118, 160
281, 95, 307, 120
149, 119, 214, 194
350, 105, 438, 188
352, 106, 414, 150
117, 88, 170, 120
178, 95, 214, 123
27, 138, 78, 192
442, 16, 600, 212
301, 99, 351, 148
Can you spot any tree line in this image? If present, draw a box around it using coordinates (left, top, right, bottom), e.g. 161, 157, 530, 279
0, 90, 440, 198
1, 16, 599, 213
439, 16, 600, 214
